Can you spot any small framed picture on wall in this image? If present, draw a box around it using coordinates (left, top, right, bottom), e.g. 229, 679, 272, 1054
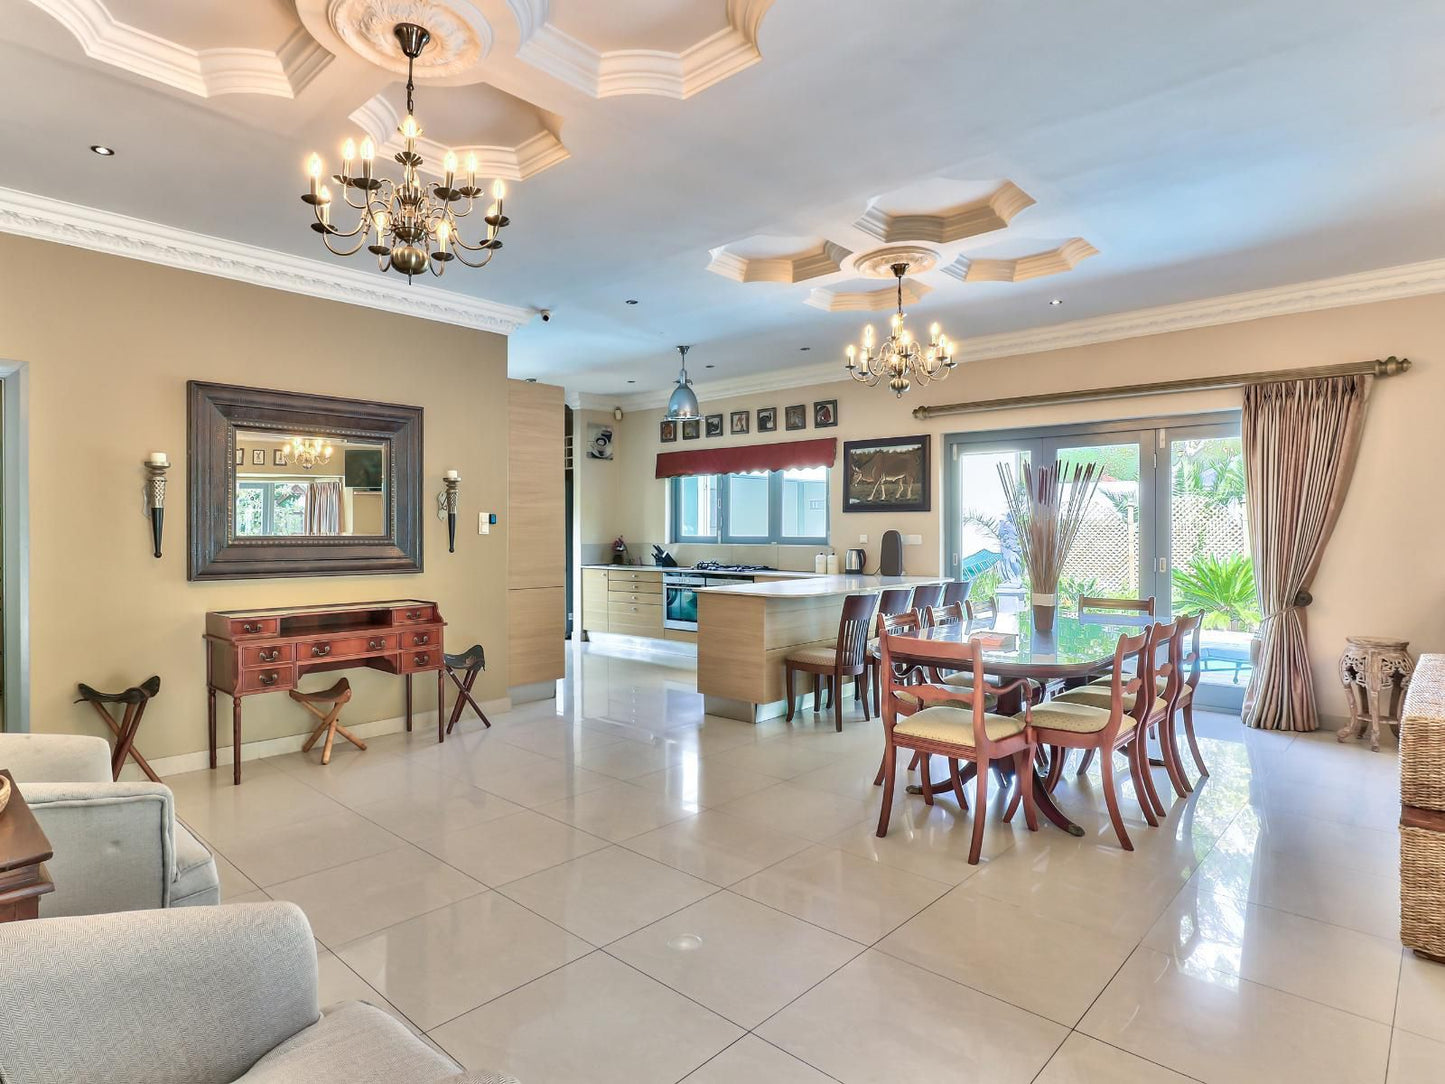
785, 404, 807, 431
757, 407, 777, 433
682, 419, 701, 440
813, 399, 838, 428
730, 410, 750, 435
251, 448, 266, 466
705, 414, 724, 438
273, 449, 289, 467
660, 420, 677, 443
235, 448, 245, 466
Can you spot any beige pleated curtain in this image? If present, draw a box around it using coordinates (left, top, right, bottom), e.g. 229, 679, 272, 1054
1241, 374, 1371, 731
305, 480, 342, 536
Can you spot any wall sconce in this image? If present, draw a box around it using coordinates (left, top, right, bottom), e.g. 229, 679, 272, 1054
437, 470, 460, 553
144, 452, 169, 558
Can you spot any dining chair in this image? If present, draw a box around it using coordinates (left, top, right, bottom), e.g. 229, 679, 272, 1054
1027, 629, 1159, 850
1172, 610, 1208, 784
868, 593, 918, 715
877, 632, 1039, 864
941, 579, 973, 607
1078, 594, 1156, 617
965, 595, 998, 623
909, 583, 945, 612
784, 592, 880, 731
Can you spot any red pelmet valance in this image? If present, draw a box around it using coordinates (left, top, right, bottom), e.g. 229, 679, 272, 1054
655, 437, 837, 479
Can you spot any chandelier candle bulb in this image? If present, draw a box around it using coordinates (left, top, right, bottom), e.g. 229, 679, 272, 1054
306, 154, 322, 198
342, 138, 356, 164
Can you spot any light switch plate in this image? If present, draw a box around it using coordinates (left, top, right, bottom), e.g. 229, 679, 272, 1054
478, 513, 489, 535
904, 534, 923, 546
858, 534, 868, 544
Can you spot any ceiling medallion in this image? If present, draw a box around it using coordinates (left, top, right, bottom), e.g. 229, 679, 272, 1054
852, 245, 939, 278
324, 0, 491, 77
302, 22, 512, 281
844, 262, 956, 397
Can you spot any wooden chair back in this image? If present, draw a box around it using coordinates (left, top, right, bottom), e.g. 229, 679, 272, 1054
909, 583, 944, 612
924, 603, 965, 629
1173, 610, 1204, 692
941, 580, 972, 607
1095, 629, 1151, 735
876, 587, 914, 618
836, 593, 879, 670
1079, 595, 1156, 618
965, 595, 998, 623
1147, 619, 1181, 706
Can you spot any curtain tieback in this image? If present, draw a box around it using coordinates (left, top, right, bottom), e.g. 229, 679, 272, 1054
1262, 590, 1313, 623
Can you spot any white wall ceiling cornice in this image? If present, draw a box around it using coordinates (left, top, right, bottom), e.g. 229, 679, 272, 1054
26, 1, 332, 98
598, 254, 1445, 411
0, 186, 533, 335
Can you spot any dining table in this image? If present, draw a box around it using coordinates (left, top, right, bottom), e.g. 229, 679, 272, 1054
887, 609, 1153, 837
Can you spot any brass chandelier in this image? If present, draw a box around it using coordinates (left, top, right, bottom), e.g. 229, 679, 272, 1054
289, 435, 334, 470
844, 262, 956, 396
301, 23, 510, 281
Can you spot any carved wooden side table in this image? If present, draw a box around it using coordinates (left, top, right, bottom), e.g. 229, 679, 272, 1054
1338, 636, 1414, 751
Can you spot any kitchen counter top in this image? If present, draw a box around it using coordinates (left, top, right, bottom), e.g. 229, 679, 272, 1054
697, 573, 942, 598
581, 564, 818, 578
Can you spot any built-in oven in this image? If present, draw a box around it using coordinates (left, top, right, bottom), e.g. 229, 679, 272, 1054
664, 574, 706, 631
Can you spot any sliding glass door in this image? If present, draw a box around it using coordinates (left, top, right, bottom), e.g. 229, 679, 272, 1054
944, 412, 1250, 710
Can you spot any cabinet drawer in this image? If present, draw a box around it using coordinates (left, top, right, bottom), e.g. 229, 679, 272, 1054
401, 648, 442, 672
609, 581, 662, 596
400, 626, 441, 649
230, 618, 279, 638
238, 665, 294, 693
296, 632, 396, 662
608, 590, 661, 604
608, 571, 662, 585
392, 604, 437, 624
611, 617, 663, 637
242, 643, 292, 668
608, 600, 662, 616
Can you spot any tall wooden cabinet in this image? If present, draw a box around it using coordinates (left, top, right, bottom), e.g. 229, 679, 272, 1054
507, 380, 566, 689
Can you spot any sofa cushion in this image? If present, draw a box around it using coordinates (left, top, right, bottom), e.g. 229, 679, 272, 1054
238, 1002, 459, 1084
172, 821, 220, 906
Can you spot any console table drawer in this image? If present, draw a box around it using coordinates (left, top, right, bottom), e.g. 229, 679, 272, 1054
242, 643, 292, 668
401, 648, 442, 672
297, 633, 396, 661
237, 666, 294, 693
231, 618, 280, 638
393, 604, 437, 624
401, 626, 441, 649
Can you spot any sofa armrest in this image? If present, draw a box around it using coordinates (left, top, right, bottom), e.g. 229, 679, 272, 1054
0, 733, 112, 782
23, 781, 176, 916
0, 902, 320, 1084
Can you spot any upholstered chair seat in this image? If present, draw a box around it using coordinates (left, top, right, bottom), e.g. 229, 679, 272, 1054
891, 705, 1025, 746
1027, 699, 1132, 735
1053, 686, 1168, 716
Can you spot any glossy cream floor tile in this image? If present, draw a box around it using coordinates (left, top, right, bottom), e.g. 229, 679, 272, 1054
877, 885, 1137, 1026
1079, 947, 1392, 1084
1394, 950, 1445, 1043
610, 891, 863, 1028
413, 808, 610, 886
209, 849, 258, 897
1033, 1033, 1197, 1083
731, 845, 949, 943
336, 891, 591, 1029
629, 760, 780, 809
267, 845, 486, 947
714, 782, 873, 843
213, 809, 408, 887
1387, 1028, 1445, 1083
830, 793, 1024, 881
621, 810, 814, 886
757, 950, 1066, 1083
348, 778, 522, 843
496, 845, 717, 946
533, 780, 700, 842
315, 947, 407, 1024
430, 951, 742, 1084
680, 1036, 836, 1083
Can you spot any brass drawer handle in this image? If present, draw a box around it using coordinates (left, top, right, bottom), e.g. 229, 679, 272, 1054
368, 638, 385, 651
311, 644, 331, 658
413, 653, 430, 666
406, 609, 422, 620
259, 649, 280, 663
259, 671, 279, 687
241, 622, 262, 634
413, 633, 430, 645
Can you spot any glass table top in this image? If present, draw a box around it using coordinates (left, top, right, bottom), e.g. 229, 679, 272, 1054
894, 611, 1151, 675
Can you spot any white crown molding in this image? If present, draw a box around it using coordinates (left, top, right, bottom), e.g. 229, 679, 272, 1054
28, 0, 332, 98
944, 238, 1099, 283
806, 279, 931, 312
507, 0, 774, 100
706, 239, 852, 283
348, 94, 569, 181
0, 186, 532, 335
605, 255, 1445, 410
855, 181, 1036, 244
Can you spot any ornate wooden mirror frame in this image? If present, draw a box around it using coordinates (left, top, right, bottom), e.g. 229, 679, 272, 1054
187, 381, 424, 580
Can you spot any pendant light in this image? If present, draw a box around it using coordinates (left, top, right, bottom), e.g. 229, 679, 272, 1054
665, 344, 700, 420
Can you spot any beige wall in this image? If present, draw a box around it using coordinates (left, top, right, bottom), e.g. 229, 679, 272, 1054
0, 234, 512, 760
605, 292, 1445, 716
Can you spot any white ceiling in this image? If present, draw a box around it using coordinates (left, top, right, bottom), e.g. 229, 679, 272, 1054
4, 0, 1445, 397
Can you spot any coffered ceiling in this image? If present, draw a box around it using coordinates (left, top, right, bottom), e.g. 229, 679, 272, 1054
4, 0, 1445, 396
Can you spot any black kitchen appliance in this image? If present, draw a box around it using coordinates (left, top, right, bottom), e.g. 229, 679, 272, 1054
879, 530, 904, 576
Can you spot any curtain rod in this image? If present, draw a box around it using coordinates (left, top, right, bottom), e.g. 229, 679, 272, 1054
911, 356, 1411, 420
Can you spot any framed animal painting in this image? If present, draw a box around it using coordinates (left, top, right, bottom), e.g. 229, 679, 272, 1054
660, 420, 677, 443
757, 407, 777, 433
842, 435, 931, 513
813, 399, 838, 428
730, 410, 750, 435
785, 404, 807, 431
682, 418, 701, 440
705, 414, 724, 438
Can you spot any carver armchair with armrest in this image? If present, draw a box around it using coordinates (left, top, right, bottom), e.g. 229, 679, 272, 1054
0, 733, 219, 915
0, 901, 517, 1084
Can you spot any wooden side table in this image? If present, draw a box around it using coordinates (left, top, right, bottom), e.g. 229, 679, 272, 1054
1339, 636, 1415, 752
0, 770, 55, 921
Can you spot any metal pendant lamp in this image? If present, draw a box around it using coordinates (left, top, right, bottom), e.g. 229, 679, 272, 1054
665, 344, 701, 420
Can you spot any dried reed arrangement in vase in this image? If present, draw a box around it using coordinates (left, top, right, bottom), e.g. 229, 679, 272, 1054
997, 459, 1101, 632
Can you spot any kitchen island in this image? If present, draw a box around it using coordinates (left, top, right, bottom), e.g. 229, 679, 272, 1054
696, 574, 944, 722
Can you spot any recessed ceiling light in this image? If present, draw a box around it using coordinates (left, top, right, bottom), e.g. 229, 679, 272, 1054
1048, 298, 1063, 306
799, 346, 811, 351
705, 364, 715, 368
625, 299, 639, 305
626, 379, 636, 384
90, 144, 115, 156
525, 377, 537, 383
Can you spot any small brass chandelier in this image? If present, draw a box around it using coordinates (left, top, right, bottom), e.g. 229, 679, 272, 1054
301, 23, 510, 281
844, 262, 956, 397
290, 436, 334, 470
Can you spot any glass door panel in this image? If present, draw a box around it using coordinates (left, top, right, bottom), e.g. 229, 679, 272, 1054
948, 443, 1035, 614
1043, 437, 1151, 612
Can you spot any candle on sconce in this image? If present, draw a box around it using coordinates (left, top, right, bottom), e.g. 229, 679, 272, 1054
147, 451, 169, 466
441, 470, 461, 552
444, 470, 460, 480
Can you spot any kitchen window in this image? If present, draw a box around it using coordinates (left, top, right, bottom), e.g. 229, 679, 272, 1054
671, 467, 829, 545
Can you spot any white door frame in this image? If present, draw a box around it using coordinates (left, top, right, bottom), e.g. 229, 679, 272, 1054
0, 361, 30, 732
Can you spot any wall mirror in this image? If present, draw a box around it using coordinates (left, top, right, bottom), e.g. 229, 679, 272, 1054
188, 382, 423, 580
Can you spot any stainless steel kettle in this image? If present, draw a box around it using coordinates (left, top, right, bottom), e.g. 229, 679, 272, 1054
844, 548, 866, 573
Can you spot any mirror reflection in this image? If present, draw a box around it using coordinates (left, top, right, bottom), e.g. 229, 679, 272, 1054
233, 429, 389, 538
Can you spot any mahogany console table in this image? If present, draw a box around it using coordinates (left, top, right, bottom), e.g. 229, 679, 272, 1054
204, 600, 446, 784
0, 770, 55, 922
